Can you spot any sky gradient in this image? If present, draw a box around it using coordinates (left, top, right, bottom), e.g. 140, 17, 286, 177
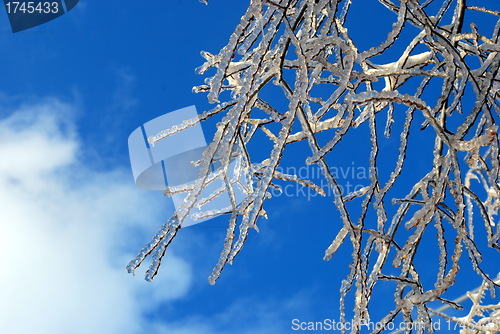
0, 1, 498, 333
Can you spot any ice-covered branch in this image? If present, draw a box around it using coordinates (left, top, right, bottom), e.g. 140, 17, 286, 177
130, 1, 500, 331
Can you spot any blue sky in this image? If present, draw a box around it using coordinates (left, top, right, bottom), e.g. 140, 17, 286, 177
0, 1, 498, 333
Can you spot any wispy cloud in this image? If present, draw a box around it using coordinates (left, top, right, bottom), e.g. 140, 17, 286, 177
0, 98, 191, 334
110, 67, 139, 112
148, 293, 312, 334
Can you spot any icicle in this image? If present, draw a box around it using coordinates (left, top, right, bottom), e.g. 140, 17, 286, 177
126, 215, 180, 276
273, 170, 326, 196
323, 226, 348, 261
384, 102, 394, 138
434, 214, 447, 287
237, 5, 271, 55
194, 186, 226, 210
227, 198, 257, 264
148, 103, 233, 146
191, 206, 232, 221
143, 217, 182, 281
381, 106, 414, 195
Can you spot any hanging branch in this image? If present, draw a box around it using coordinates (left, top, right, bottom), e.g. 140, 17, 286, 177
130, 1, 500, 331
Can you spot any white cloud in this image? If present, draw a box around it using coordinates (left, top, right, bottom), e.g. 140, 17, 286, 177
0, 97, 311, 334
0, 98, 192, 334
148, 293, 312, 334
